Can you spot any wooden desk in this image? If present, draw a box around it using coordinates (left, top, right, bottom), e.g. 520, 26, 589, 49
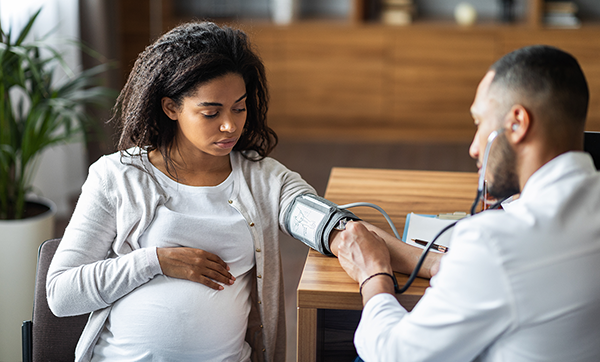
296, 168, 478, 361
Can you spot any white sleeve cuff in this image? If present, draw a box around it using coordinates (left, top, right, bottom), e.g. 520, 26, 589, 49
145, 246, 164, 276
355, 293, 407, 361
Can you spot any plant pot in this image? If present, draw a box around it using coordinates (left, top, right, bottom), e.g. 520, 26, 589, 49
0, 196, 56, 362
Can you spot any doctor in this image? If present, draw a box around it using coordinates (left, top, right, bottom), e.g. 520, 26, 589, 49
333, 45, 600, 361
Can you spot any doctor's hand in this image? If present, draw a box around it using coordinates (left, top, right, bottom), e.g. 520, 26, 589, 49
336, 221, 395, 303
331, 220, 441, 279
157, 247, 235, 290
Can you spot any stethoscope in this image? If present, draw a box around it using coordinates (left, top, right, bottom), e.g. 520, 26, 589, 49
396, 128, 506, 293
336, 128, 508, 293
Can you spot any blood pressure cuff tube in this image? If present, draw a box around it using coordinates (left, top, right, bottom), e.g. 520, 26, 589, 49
284, 194, 360, 256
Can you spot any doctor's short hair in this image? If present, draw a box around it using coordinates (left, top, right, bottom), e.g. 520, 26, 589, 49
489, 45, 589, 129
112, 21, 277, 161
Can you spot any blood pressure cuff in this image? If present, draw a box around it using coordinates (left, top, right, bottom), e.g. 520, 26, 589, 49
284, 194, 360, 256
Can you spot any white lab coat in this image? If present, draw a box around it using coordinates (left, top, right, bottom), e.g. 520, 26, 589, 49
355, 151, 600, 362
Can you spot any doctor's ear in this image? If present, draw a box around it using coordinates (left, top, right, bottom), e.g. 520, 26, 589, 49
506, 105, 529, 143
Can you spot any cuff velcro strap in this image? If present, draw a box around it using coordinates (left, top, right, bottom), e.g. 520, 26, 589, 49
285, 194, 360, 256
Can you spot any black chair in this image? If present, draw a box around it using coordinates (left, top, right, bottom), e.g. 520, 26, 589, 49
22, 238, 90, 362
584, 131, 600, 170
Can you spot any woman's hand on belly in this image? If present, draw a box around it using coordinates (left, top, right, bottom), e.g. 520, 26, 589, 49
157, 247, 236, 290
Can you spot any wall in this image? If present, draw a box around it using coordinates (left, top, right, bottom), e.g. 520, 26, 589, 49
577, 0, 600, 20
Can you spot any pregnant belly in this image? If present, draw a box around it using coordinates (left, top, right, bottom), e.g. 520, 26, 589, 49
105, 272, 252, 359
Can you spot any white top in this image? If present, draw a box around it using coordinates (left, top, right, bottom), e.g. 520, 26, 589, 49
355, 151, 600, 362
92, 160, 254, 361
46, 150, 317, 362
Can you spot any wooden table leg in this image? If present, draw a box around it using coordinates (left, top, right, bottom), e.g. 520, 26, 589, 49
297, 307, 317, 362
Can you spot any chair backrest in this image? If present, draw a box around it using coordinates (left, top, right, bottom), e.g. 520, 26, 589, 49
29, 238, 90, 361
584, 131, 600, 170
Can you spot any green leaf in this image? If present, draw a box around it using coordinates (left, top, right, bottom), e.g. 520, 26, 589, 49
15, 8, 42, 46
0, 7, 115, 219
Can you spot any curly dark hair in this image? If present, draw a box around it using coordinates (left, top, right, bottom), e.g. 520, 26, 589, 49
111, 21, 277, 165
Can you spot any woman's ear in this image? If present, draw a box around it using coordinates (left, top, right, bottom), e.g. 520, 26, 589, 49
161, 97, 179, 120
506, 104, 529, 144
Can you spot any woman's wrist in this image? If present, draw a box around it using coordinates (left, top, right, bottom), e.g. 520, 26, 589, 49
423, 253, 442, 278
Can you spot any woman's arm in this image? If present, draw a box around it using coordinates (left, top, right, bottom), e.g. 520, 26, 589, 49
46, 159, 162, 317
47, 157, 238, 317
272, 157, 442, 277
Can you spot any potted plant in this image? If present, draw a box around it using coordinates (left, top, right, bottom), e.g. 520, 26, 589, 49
0, 9, 114, 360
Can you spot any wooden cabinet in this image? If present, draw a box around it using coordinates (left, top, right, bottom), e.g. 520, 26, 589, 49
274, 26, 386, 124
389, 28, 496, 138
116, 0, 600, 143
239, 23, 600, 142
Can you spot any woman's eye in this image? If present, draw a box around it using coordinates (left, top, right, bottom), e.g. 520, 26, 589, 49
203, 112, 218, 119
234, 107, 247, 113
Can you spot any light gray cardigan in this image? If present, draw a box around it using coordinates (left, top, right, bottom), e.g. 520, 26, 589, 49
47, 150, 316, 362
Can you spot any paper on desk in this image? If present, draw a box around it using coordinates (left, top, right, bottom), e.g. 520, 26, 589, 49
402, 213, 456, 249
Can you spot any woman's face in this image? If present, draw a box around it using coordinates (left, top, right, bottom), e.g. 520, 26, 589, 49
162, 73, 247, 160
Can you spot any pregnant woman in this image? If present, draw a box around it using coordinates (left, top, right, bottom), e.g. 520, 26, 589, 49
47, 21, 318, 362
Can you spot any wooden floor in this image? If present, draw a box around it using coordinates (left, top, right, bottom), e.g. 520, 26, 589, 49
54, 139, 476, 362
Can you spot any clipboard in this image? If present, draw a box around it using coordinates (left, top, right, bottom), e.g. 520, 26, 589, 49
402, 212, 462, 250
